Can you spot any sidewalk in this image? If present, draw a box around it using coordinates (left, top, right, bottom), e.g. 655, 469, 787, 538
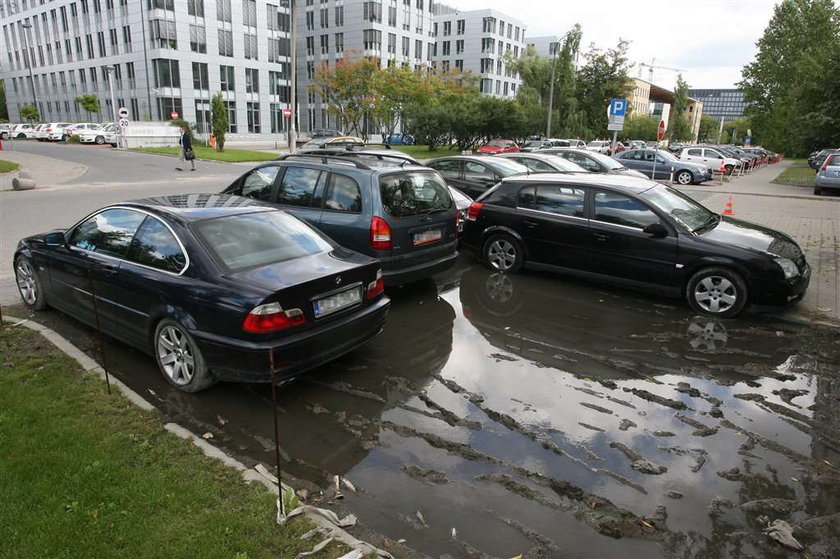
677, 161, 840, 326
0, 148, 87, 190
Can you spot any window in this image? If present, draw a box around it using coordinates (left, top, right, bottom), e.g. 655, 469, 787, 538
278, 167, 324, 207
217, 0, 232, 22
455, 40, 464, 54
457, 19, 465, 34
687, 148, 703, 156
520, 186, 585, 217
402, 36, 409, 57
189, 25, 206, 53
379, 172, 452, 218
220, 65, 235, 91
149, 20, 177, 48
442, 41, 450, 56
464, 161, 496, 184
594, 191, 659, 229
69, 209, 146, 258
188, 0, 205, 17
218, 29, 233, 56
429, 159, 460, 180
192, 62, 208, 90
152, 59, 180, 88
127, 217, 186, 273
247, 102, 260, 132
321, 7, 329, 27
455, 59, 463, 71
306, 36, 315, 55
443, 21, 451, 35
363, 29, 381, 51
325, 175, 362, 212
387, 33, 396, 54
334, 5, 344, 26
241, 166, 280, 201
363, 1, 382, 22
225, 101, 237, 132
335, 33, 344, 53
269, 71, 289, 99
320, 34, 329, 54
244, 33, 258, 60
122, 26, 132, 52
243, 0, 257, 26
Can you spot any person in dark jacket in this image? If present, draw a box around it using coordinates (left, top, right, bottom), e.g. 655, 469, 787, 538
176, 127, 195, 171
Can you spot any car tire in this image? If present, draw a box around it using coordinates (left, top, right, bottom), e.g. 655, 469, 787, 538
14, 255, 48, 311
483, 233, 524, 273
676, 170, 693, 185
16, 133, 26, 139
686, 267, 748, 318
153, 319, 217, 393
95, 135, 105, 145
814, 187, 821, 196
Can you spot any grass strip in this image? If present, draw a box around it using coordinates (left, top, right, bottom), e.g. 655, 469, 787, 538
133, 146, 278, 163
0, 326, 345, 559
772, 166, 816, 186
0, 159, 21, 174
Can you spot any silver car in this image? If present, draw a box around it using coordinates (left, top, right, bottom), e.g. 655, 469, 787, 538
815, 153, 840, 196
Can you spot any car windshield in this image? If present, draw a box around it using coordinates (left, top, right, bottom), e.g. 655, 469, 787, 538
193, 211, 332, 271
584, 150, 625, 170
490, 159, 530, 176
379, 171, 453, 217
640, 185, 716, 232
486, 140, 507, 147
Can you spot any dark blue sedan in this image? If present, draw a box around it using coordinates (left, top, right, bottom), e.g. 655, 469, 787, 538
13, 194, 390, 392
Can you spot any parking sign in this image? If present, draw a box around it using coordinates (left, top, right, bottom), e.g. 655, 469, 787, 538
609, 99, 627, 117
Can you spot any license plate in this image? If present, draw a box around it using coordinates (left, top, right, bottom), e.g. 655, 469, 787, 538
834, 170, 840, 177
413, 229, 442, 245
313, 287, 361, 318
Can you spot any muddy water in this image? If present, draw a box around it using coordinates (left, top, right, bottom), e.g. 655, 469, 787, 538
12, 261, 840, 558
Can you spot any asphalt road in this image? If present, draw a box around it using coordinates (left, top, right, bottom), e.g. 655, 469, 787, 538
1, 142, 243, 305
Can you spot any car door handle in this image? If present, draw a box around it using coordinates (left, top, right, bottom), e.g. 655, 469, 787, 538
100, 263, 119, 276
523, 220, 539, 228
592, 233, 609, 242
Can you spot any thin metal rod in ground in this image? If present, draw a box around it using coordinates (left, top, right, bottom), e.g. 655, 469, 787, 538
269, 348, 283, 512
87, 269, 112, 395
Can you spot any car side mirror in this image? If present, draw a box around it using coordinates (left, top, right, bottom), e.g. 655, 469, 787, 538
44, 231, 66, 245
643, 223, 667, 237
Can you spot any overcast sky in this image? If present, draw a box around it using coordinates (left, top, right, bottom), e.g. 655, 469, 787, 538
450, 0, 784, 89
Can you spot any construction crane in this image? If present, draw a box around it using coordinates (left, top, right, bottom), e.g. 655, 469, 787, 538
638, 58, 685, 84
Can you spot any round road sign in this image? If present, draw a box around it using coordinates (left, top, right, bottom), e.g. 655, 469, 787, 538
118, 118, 130, 128
282, 108, 292, 118
118, 107, 129, 118
657, 120, 666, 141
171, 111, 179, 119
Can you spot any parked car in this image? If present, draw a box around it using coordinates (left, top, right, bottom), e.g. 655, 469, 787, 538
586, 140, 611, 154
384, 133, 415, 145
539, 147, 648, 179
64, 122, 101, 138
79, 123, 118, 146
41, 122, 74, 141
614, 149, 713, 185
678, 146, 742, 175
477, 139, 520, 154
32, 123, 50, 141
300, 136, 365, 151
448, 186, 473, 233
564, 139, 588, 148
0, 124, 12, 139
810, 148, 840, 170
462, 174, 810, 318
814, 153, 840, 196
222, 152, 459, 286
13, 195, 391, 392
520, 139, 569, 152
425, 154, 529, 199
11, 123, 37, 138
311, 128, 343, 139
628, 140, 648, 149
495, 152, 588, 174
291, 147, 417, 167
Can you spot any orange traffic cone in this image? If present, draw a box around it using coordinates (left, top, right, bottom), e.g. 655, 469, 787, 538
722, 195, 734, 216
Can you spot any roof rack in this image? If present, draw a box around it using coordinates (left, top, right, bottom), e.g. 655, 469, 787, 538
297, 148, 420, 167
277, 153, 373, 170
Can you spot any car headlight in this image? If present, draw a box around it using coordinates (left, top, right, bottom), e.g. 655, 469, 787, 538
774, 257, 799, 279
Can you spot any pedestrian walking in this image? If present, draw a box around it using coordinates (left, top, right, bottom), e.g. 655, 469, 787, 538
176, 127, 196, 171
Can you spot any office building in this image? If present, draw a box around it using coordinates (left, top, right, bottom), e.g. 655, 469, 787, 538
431, 7, 525, 98
687, 88, 747, 123
525, 35, 558, 58
629, 78, 704, 142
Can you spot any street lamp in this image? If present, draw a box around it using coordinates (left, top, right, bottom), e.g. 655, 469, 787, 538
545, 30, 577, 138
20, 22, 37, 112
288, 0, 298, 154
105, 65, 120, 147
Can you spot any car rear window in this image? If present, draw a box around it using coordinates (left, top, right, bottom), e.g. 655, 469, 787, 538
379, 171, 453, 217
193, 211, 332, 271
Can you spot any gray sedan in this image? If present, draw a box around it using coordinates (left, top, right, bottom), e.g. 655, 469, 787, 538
815, 153, 840, 196
614, 149, 713, 185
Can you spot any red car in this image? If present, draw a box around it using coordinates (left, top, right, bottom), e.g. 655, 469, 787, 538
477, 139, 520, 154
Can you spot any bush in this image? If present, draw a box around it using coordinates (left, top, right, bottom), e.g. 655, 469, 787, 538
67, 134, 81, 144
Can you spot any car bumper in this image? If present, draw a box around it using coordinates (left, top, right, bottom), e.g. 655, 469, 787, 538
751, 263, 811, 305
816, 174, 840, 189
193, 297, 390, 383
381, 245, 459, 286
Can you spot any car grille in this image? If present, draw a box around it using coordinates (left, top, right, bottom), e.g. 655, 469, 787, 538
795, 254, 807, 272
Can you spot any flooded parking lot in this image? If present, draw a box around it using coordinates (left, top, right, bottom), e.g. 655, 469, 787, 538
11, 258, 840, 558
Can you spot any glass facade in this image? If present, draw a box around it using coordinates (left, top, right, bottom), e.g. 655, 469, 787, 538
688, 89, 748, 122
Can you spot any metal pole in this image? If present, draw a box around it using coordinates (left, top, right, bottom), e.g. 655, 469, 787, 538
652, 148, 658, 182
610, 130, 617, 156
139, 2, 153, 120
87, 270, 112, 395
269, 349, 284, 513
546, 41, 558, 138
288, 0, 298, 154
716, 116, 725, 144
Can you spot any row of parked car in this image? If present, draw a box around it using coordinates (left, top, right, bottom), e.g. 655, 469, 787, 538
14, 143, 810, 394
809, 148, 840, 195
0, 122, 118, 146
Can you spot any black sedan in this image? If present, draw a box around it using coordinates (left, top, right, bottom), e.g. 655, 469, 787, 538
426, 155, 529, 199
13, 195, 390, 392
462, 174, 810, 318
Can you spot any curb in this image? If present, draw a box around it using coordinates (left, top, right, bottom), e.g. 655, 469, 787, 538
1, 314, 392, 558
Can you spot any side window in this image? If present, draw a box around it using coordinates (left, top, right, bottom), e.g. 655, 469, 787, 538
593, 191, 659, 229
431, 160, 460, 181
534, 186, 585, 217
518, 185, 536, 209
277, 166, 322, 207
580, 156, 602, 173
241, 166, 280, 201
643, 151, 656, 162
524, 159, 554, 172
69, 209, 146, 258
705, 149, 723, 159
127, 217, 187, 273
324, 174, 362, 213
464, 161, 495, 183
687, 148, 703, 156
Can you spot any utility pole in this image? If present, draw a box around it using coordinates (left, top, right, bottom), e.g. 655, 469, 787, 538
716, 116, 725, 144
546, 41, 559, 138
289, 0, 298, 154
20, 22, 37, 111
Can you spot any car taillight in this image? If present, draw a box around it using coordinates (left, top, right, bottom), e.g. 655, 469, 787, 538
466, 202, 484, 221
366, 269, 385, 300
370, 216, 392, 250
456, 208, 463, 230
243, 302, 305, 333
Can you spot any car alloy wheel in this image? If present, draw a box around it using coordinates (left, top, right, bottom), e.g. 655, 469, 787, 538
156, 324, 196, 386
15, 257, 39, 307
485, 235, 522, 273
694, 276, 737, 313
676, 170, 693, 185
95, 136, 105, 144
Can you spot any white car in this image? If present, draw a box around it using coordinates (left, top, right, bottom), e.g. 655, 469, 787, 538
32, 123, 50, 141
64, 123, 101, 138
10, 123, 37, 138
565, 139, 587, 148
586, 140, 611, 154
79, 123, 118, 146
43, 122, 74, 141
678, 146, 742, 175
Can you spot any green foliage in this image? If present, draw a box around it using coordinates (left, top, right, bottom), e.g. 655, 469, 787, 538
740, 0, 840, 156
575, 39, 634, 139
168, 117, 195, 143
211, 92, 228, 152
622, 115, 659, 141
667, 75, 692, 142
134, 146, 276, 162
697, 115, 720, 143
67, 134, 81, 144
0, 159, 21, 174
0, 79, 8, 122
75, 94, 101, 121
773, 165, 816, 186
19, 104, 40, 122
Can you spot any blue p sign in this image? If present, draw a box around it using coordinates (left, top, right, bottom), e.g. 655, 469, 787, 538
609, 98, 627, 117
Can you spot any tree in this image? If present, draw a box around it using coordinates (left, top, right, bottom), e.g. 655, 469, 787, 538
75, 94, 101, 122
19, 104, 40, 122
0, 79, 8, 122
622, 115, 659, 141
667, 74, 692, 142
697, 115, 720, 143
740, 0, 840, 156
309, 53, 380, 139
210, 92, 228, 152
169, 117, 195, 144
575, 39, 633, 139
